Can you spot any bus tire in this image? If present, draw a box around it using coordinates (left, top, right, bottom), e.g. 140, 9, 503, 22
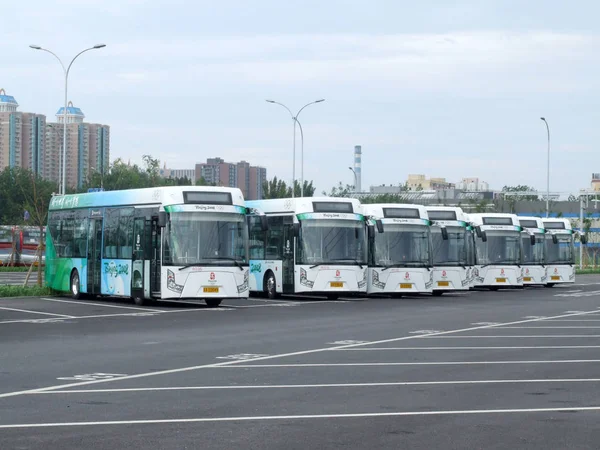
205, 299, 222, 307
133, 296, 146, 306
70, 270, 81, 300
545, 283, 555, 288
264, 271, 278, 299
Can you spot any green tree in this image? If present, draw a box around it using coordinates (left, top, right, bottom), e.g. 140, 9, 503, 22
323, 181, 353, 197
263, 177, 292, 199
293, 180, 315, 197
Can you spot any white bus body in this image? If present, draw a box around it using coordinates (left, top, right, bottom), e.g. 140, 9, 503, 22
469, 213, 523, 289
518, 216, 547, 285
362, 204, 433, 295
543, 218, 576, 286
427, 206, 473, 295
46, 186, 249, 307
246, 197, 367, 299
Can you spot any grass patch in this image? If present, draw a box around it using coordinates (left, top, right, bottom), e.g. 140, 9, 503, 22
0, 285, 55, 297
576, 268, 600, 275
0, 266, 32, 272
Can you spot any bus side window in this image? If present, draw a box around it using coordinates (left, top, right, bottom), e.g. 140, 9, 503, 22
248, 216, 266, 260
266, 216, 284, 259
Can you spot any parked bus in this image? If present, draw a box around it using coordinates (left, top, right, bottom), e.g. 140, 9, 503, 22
469, 213, 523, 289
542, 218, 579, 286
518, 216, 546, 285
46, 186, 249, 306
0, 226, 22, 266
363, 204, 433, 295
426, 206, 473, 295
21, 226, 44, 265
246, 197, 367, 299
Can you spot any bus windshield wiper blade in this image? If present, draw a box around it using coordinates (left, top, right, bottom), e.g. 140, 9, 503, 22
382, 261, 430, 271
178, 262, 206, 271
206, 257, 246, 270
330, 258, 364, 269
481, 260, 520, 269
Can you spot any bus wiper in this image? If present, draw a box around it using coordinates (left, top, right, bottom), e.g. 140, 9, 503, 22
382, 262, 431, 271
206, 257, 246, 271
178, 262, 206, 271
330, 258, 364, 269
481, 261, 521, 269
309, 263, 324, 269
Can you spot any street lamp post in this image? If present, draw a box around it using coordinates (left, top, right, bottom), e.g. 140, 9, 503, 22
540, 117, 550, 217
30, 44, 106, 195
348, 167, 357, 191
266, 99, 325, 197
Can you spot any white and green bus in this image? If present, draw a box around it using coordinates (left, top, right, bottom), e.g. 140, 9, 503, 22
542, 218, 581, 286
246, 197, 367, 299
518, 216, 547, 285
362, 204, 433, 295
46, 186, 249, 307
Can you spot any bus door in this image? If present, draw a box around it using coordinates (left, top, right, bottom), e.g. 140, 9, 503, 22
150, 216, 161, 295
87, 214, 103, 295
132, 218, 146, 300
282, 217, 295, 293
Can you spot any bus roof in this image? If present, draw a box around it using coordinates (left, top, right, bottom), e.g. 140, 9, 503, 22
246, 197, 361, 215
49, 186, 245, 211
518, 216, 545, 230
361, 203, 429, 220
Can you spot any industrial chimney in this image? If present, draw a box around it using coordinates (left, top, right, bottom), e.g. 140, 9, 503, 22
354, 145, 362, 193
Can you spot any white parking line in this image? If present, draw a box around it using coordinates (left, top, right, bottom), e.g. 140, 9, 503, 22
40, 297, 162, 312
33, 377, 600, 394
333, 346, 600, 350
1, 307, 599, 399
2, 406, 600, 428
545, 320, 600, 322
423, 335, 600, 338
0, 306, 75, 318
222, 360, 600, 368
498, 326, 600, 329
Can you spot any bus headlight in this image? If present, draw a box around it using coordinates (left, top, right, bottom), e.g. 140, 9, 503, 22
300, 268, 314, 288
237, 270, 249, 293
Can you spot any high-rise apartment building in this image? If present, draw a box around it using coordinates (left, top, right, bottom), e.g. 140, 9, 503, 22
193, 157, 266, 200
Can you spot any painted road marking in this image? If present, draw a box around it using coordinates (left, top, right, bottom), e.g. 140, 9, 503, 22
498, 326, 600, 329
332, 345, 600, 350
20, 318, 67, 324
522, 316, 547, 319
0, 306, 74, 318
471, 322, 501, 326
555, 290, 600, 297
222, 360, 600, 368
422, 335, 600, 338
3, 407, 600, 428
34, 378, 600, 394
40, 297, 162, 312
409, 330, 441, 334
328, 340, 370, 345
215, 354, 270, 360
56, 373, 128, 381
1, 308, 599, 400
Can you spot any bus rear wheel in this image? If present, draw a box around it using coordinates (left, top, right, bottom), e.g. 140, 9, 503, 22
205, 299, 222, 307
70, 270, 81, 300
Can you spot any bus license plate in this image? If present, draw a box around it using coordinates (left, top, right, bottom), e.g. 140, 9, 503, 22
399, 283, 412, 289
523, 277, 532, 282
495, 278, 506, 283
437, 281, 449, 287
330, 282, 343, 288
203, 287, 219, 293
551, 275, 560, 281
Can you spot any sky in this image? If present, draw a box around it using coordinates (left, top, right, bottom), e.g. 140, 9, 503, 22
1, 0, 599, 195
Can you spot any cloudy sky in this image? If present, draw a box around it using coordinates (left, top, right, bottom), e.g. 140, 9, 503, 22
2, 0, 599, 194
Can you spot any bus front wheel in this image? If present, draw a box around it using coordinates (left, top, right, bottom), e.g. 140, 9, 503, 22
264, 272, 278, 299
70, 270, 81, 300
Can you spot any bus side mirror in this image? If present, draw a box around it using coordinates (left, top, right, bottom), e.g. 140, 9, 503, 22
441, 227, 448, 240
530, 234, 536, 246
376, 220, 384, 233
157, 211, 167, 228
581, 235, 588, 245
481, 231, 487, 242
367, 225, 375, 239
260, 216, 268, 231
293, 222, 301, 237
552, 234, 558, 244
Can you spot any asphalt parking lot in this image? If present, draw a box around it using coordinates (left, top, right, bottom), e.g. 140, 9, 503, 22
2, 276, 600, 449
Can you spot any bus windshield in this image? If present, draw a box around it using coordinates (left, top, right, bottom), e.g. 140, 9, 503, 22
522, 233, 545, 265
545, 234, 574, 264
431, 226, 467, 266
164, 212, 247, 266
371, 224, 430, 267
296, 219, 366, 266
476, 230, 521, 265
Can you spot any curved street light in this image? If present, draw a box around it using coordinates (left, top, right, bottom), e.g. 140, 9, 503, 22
540, 117, 550, 217
266, 99, 325, 197
348, 167, 357, 191
30, 44, 106, 195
